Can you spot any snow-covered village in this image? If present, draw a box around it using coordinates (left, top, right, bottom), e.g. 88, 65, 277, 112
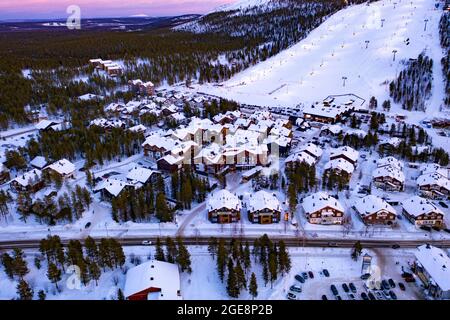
0, 0, 449, 303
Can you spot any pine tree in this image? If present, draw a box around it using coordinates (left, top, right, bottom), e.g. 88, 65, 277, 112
277, 241, 291, 274
13, 248, 29, 279
207, 237, 218, 259
226, 259, 239, 298
262, 263, 269, 287
88, 259, 101, 285
234, 261, 247, 290
268, 246, 278, 288
249, 272, 258, 299
38, 290, 46, 300
47, 262, 62, 290
165, 237, 177, 263
217, 239, 227, 282
156, 193, 172, 222
84, 236, 98, 261
17, 280, 33, 300
117, 288, 125, 300
176, 237, 192, 273
154, 237, 165, 261
243, 242, 251, 273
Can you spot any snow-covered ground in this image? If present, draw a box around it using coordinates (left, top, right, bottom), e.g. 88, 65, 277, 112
195, 0, 443, 113
0, 246, 429, 300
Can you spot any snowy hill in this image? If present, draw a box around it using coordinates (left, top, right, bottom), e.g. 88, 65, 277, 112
196, 0, 445, 117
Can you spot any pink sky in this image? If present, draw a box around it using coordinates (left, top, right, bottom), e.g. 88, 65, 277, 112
0, 0, 235, 20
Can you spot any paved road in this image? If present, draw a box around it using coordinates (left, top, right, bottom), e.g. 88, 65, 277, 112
1, 236, 449, 250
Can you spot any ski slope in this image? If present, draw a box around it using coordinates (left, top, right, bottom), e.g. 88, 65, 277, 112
198, 0, 444, 112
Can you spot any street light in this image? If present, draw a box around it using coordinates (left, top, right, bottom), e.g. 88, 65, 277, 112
392, 49, 398, 61
381, 18, 385, 27
365, 40, 370, 49
424, 19, 429, 31
342, 76, 348, 87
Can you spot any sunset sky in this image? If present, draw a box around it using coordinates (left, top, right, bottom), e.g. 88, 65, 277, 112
0, 0, 235, 20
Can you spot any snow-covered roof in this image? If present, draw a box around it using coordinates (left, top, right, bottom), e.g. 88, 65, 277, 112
126, 167, 155, 184
46, 159, 75, 176
380, 137, 402, 148
159, 154, 183, 165
354, 195, 396, 217
417, 173, 450, 191
30, 156, 48, 169
35, 119, 57, 130
78, 93, 103, 101
303, 102, 353, 119
324, 158, 355, 174
142, 134, 177, 150
415, 245, 450, 292
95, 178, 131, 197
270, 126, 291, 137
13, 169, 42, 187
170, 112, 186, 122
264, 135, 291, 148
377, 156, 403, 171
285, 151, 316, 166
373, 165, 405, 183
345, 128, 367, 138
330, 146, 359, 163
208, 189, 241, 212
248, 190, 281, 213
402, 196, 444, 217
124, 260, 181, 300
302, 192, 344, 214
421, 163, 449, 178
128, 124, 147, 133
298, 142, 322, 159
321, 124, 343, 134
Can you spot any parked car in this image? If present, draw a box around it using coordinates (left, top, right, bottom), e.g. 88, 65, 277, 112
322, 295, 328, 300
375, 292, 383, 300
335, 295, 342, 300
308, 271, 314, 279
328, 242, 338, 247
295, 275, 305, 283
342, 283, 349, 293
389, 290, 397, 300
302, 272, 309, 279
438, 201, 448, 208
141, 240, 152, 245
84, 222, 92, 229
382, 290, 391, 300
388, 279, 396, 288
361, 292, 369, 300
323, 269, 330, 277
349, 283, 357, 293
368, 292, 376, 300
444, 228, 450, 234
382, 280, 390, 290
290, 285, 302, 293
398, 282, 406, 291
392, 244, 400, 249
348, 293, 356, 300
287, 292, 297, 300
330, 285, 339, 296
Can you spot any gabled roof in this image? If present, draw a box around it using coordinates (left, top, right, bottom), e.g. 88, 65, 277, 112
298, 142, 323, 159
30, 156, 48, 169
248, 190, 281, 213
302, 192, 344, 214
373, 165, 405, 183
124, 260, 181, 300
324, 158, 355, 174
417, 172, 450, 191
420, 163, 449, 178
377, 156, 403, 170
330, 146, 359, 163
47, 159, 75, 176
415, 245, 450, 292
285, 151, 316, 166
208, 189, 241, 212
402, 196, 444, 217
95, 178, 131, 197
354, 195, 396, 217
13, 169, 42, 187
126, 167, 155, 184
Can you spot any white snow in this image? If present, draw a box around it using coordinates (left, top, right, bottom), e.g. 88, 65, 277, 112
401, 196, 444, 218
354, 195, 397, 218
415, 245, 450, 291
207, 189, 241, 212
302, 192, 344, 215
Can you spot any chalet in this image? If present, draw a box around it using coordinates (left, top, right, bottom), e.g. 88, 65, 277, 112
35, 119, 59, 131
354, 195, 397, 225
94, 178, 133, 200
324, 158, 355, 177
372, 165, 405, 192
379, 137, 402, 154
247, 190, 281, 224
298, 143, 323, 161
124, 260, 181, 300
207, 189, 241, 223
345, 128, 367, 139
30, 156, 48, 170
128, 124, 147, 135
412, 245, 450, 300
285, 151, 316, 167
402, 196, 445, 228
320, 124, 343, 136
126, 167, 158, 187
157, 154, 184, 173
90, 118, 126, 131
377, 156, 404, 171
302, 192, 344, 225
45, 159, 76, 179
168, 112, 187, 125
329, 146, 359, 166
420, 163, 449, 178
161, 104, 178, 116
0, 164, 10, 184
417, 172, 450, 199
142, 134, 177, 159
128, 79, 155, 96
78, 93, 104, 102
89, 58, 103, 68
11, 169, 44, 193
